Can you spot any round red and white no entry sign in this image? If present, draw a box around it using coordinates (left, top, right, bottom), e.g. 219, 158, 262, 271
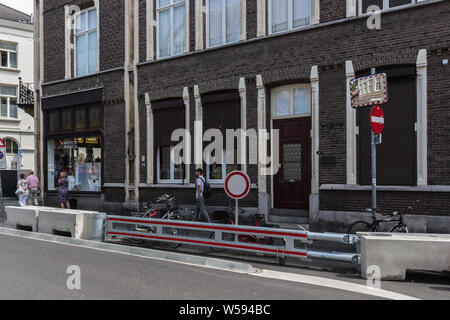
224, 171, 251, 200
370, 105, 385, 135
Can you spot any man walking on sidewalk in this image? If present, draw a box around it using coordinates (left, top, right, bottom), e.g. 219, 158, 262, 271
27, 171, 40, 206
193, 168, 211, 223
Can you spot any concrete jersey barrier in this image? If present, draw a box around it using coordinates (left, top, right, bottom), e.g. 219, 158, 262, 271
360, 232, 450, 281
5, 206, 106, 241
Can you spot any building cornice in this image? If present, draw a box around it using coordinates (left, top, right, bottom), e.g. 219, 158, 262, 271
0, 18, 33, 32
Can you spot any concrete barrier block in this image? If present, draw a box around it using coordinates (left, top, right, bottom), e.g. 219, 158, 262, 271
38, 209, 106, 241
360, 233, 450, 281
78, 212, 107, 241
38, 209, 77, 237
5, 206, 39, 231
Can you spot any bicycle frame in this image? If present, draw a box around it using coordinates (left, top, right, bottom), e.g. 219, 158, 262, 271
369, 215, 406, 232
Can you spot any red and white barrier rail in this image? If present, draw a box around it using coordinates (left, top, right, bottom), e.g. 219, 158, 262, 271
105, 216, 360, 264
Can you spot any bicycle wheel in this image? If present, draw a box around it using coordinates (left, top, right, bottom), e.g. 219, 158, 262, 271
348, 221, 374, 234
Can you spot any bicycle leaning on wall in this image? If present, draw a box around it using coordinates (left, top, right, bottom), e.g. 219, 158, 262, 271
348, 206, 411, 235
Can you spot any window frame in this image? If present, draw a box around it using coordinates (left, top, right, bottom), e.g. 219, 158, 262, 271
45, 105, 103, 137
0, 85, 18, 119
205, 152, 228, 184
0, 41, 18, 69
206, 0, 241, 48
5, 138, 19, 155
74, 7, 98, 77
156, 145, 184, 184
156, 0, 187, 59
358, 0, 416, 15
268, 0, 312, 35
271, 84, 312, 120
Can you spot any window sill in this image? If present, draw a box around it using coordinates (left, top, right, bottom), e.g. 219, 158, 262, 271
46, 190, 102, 195
137, 183, 259, 189
139, 183, 194, 188
320, 184, 450, 193
0, 118, 20, 122
0, 67, 20, 73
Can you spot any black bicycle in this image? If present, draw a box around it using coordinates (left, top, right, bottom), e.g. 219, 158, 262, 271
130, 195, 193, 248
348, 206, 411, 236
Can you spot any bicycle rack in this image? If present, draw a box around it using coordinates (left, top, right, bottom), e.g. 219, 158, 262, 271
105, 215, 361, 265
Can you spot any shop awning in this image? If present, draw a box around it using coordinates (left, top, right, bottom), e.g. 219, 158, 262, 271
42, 87, 103, 110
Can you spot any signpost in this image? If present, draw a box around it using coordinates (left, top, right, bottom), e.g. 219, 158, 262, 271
224, 171, 251, 226
351, 71, 388, 216
0, 138, 6, 217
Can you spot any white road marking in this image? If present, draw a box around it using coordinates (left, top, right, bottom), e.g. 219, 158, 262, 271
252, 269, 420, 300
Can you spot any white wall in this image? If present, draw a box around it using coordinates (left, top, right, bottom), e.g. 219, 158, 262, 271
0, 19, 35, 171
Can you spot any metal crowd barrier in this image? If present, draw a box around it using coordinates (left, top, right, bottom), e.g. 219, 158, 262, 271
105, 215, 361, 265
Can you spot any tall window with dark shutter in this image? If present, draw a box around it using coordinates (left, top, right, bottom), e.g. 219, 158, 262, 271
357, 66, 417, 186
202, 90, 241, 183
153, 99, 186, 183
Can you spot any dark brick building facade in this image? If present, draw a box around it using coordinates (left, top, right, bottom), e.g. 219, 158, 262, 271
36, 0, 450, 233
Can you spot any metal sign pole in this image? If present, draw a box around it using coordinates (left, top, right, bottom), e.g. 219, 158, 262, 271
371, 130, 377, 218
0, 174, 4, 218
235, 199, 239, 226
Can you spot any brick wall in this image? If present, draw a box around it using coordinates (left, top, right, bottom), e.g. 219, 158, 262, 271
320, 0, 347, 23
135, 1, 450, 216
43, 0, 125, 82
320, 190, 450, 217
41, 1, 450, 217
428, 49, 450, 185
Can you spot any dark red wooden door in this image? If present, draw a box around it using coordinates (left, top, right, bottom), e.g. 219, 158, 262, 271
273, 117, 311, 210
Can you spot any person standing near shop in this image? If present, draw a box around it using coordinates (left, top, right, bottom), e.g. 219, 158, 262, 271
16, 174, 29, 207
27, 171, 40, 206
58, 172, 70, 209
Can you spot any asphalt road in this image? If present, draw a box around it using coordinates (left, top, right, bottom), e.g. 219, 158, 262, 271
0, 213, 449, 300
108, 237, 450, 300
0, 233, 385, 300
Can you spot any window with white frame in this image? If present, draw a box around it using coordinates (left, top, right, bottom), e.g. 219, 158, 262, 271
207, 0, 241, 48
157, 146, 184, 183
157, 0, 186, 58
74, 8, 98, 77
206, 151, 240, 182
269, 0, 312, 34
272, 85, 311, 118
5, 138, 19, 155
0, 86, 18, 119
359, 0, 415, 15
0, 42, 18, 69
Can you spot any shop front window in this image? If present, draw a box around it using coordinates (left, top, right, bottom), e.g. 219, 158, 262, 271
47, 137, 102, 192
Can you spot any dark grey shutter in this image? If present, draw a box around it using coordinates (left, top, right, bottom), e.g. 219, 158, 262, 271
357, 66, 417, 186
153, 99, 185, 147
202, 90, 241, 135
